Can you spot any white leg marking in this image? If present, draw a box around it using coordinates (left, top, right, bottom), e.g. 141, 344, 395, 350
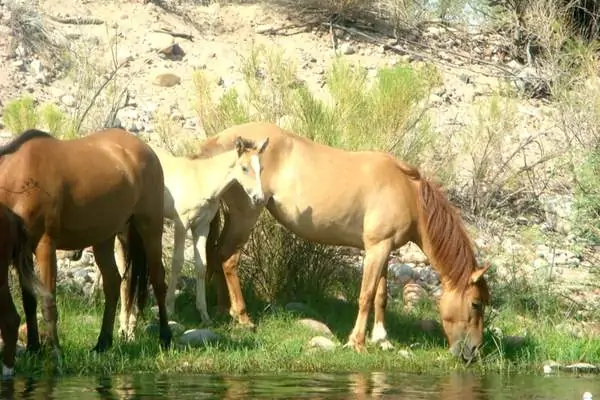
165, 221, 186, 316
371, 322, 395, 350
2, 364, 14, 377
192, 223, 211, 324
371, 321, 388, 343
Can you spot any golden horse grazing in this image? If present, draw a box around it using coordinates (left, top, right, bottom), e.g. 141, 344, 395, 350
200, 122, 491, 361
0, 205, 44, 378
90, 136, 269, 337
0, 128, 173, 361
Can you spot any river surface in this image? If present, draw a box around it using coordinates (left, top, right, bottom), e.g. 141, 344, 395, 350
0, 371, 597, 399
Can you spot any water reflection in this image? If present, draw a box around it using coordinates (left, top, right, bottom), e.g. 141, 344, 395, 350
0, 370, 598, 399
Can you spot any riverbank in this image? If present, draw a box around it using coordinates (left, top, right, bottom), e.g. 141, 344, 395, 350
9, 281, 600, 378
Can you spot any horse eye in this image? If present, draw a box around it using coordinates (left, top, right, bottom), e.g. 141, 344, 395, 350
241, 166, 248, 173
472, 302, 482, 311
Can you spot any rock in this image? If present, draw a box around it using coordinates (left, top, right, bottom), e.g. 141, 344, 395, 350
168, 321, 186, 336
398, 243, 428, 264
543, 359, 561, 373
61, 94, 76, 107
297, 318, 333, 336
178, 329, 219, 347
563, 362, 599, 373
308, 336, 337, 350
539, 194, 574, 234
158, 43, 185, 61
403, 283, 427, 311
398, 349, 414, 358
340, 43, 355, 55
29, 59, 43, 76
389, 263, 416, 285
147, 32, 174, 51
153, 73, 181, 87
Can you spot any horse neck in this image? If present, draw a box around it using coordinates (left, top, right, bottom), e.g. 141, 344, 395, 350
190, 150, 239, 200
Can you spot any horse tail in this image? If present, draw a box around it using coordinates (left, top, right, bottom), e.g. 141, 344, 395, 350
125, 218, 149, 317
11, 213, 48, 300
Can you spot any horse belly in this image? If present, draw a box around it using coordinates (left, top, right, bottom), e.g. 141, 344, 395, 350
268, 199, 365, 248
56, 183, 138, 249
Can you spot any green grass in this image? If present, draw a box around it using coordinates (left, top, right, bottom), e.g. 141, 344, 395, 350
10, 279, 600, 378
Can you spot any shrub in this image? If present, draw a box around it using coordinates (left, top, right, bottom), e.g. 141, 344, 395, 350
2, 96, 77, 139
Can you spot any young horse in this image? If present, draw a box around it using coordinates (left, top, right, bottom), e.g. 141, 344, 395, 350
0, 128, 172, 362
199, 122, 491, 362
0, 205, 44, 378
105, 136, 269, 337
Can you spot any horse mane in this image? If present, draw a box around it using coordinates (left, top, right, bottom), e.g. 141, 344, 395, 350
188, 136, 258, 160
0, 129, 54, 157
416, 177, 487, 297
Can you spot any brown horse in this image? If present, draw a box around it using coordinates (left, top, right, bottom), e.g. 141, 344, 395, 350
197, 122, 490, 361
0, 128, 172, 361
0, 204, 44, 378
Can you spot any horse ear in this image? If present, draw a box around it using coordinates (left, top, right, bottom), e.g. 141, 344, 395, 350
257, 137, 269, 154
234, 136, 245, 155
471, 262, 491, 283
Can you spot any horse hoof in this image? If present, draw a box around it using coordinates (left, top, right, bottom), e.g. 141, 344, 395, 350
91, 338, 113, 353
159, 328, 173, 350
343, 339, 366, 353
2, 364, 14, 378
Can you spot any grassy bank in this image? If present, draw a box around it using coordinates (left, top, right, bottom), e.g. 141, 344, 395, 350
11, 278, 600, 378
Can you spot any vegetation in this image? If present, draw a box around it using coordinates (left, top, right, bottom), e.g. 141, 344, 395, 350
3, 0, 600, 381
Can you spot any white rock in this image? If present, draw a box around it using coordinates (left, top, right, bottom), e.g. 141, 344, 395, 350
178, 329, 220, 347
309, 336, 337, 350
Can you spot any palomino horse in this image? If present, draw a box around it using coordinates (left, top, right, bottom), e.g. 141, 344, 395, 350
199, 122, 491, 361
94, 136, 269, 337
0, 205, 44, 378
0, 128, 172, 361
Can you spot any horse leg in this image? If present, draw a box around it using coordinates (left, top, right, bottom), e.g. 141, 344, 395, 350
345, 240, 392, 352
19, 252, 40, 353
92, 235, 121, 352
35, 235, 61, 358
135, 218, 172, 348
191, 222, 211, 324
217, 209, 261, 329
0, 283, 20, 377
115, 233, 136, 341
370, 264, 394, 350
165, 219, 186, 317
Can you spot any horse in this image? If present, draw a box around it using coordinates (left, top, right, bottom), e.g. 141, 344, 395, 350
89, 136, 269, 337
0, 128, 173, 362
197, 121, 490, 362
0, 204, 44, 378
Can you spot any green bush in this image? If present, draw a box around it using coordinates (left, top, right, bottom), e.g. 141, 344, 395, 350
2, 96, 77, 139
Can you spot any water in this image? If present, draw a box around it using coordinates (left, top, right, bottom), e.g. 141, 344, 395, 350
0, 372, 598, 399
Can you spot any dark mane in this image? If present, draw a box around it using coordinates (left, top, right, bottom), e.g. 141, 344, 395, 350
0, 129, 54, 157
188, 136, 258, 160
417, 178, 488, 299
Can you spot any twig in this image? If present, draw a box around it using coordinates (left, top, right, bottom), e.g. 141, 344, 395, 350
321, 22, 518, 80
74, 64, 123, 134
152, 28, 194, 41
47, 15, 104, 25
254, 23, 314, 36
